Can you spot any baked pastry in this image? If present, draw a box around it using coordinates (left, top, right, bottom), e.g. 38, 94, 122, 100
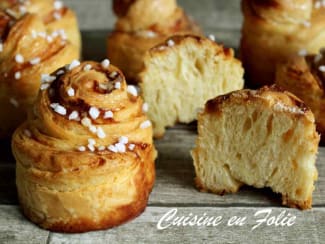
139, 35, 244, 137
240, 0, 325, 87
276, 48, 325, 138
107, 0, 202, 82
192, 86, 319, 210
0, 11, 79, 138
12, 60, 156, 232
0, 0, 81, 51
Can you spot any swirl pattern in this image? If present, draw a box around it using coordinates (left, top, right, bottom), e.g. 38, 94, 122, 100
107, 0, 202, 82
276, 48, 325, 139
0, 10, 79, 137
12, 60, 156, 232
240, 0, 325, 87
0, 0, 81, 50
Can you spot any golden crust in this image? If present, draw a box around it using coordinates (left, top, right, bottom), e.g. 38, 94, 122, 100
147, 34, 236, 59
107, 31, 166, 83
275, 49, 325, 139
113, 0, 178, 32
0, 11, 79, 138
193, 85, 319, 210
0, 0, 81, 50
240, 0, 325, 87
205, 85, 313, 122
12, 62, 156, 232
107, 1, 202, 82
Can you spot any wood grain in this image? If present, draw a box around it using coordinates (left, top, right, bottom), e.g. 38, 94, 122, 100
0, 205, 323, 244
0, 205, 49, 244
0, 2, 324, 241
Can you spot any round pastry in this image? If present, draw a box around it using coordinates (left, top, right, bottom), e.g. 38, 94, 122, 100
139, 35, 244, 138
12, 60, 156, 233
0, 11, 79, 138
240, 0, 325, 87
113, 0, 178, 32
276, 48, 325, 138
192, 86, 319, 210
0, 0, 81, 51
107, 0, 202, 82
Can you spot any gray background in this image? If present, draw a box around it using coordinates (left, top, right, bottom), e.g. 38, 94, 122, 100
64, 0, 242, 31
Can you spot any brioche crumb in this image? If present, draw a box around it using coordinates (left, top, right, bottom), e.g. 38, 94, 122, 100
192, 87, 319, 210
139, 35, 244, 137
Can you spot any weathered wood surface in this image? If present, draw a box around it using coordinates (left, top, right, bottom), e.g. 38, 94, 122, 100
1, 123, 325, 243
1, 205, 324, 244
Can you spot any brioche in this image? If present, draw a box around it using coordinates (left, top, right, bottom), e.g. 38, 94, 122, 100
192, 86, 319, 209
12, 61, 156, 232
0, 0, 81, 51
240, 0, 325, 87
0, 11, 79, 138
107, 0, 202, 82
139, 35, 244, 137
276, 48, 325, 139
113, 0, 178, 32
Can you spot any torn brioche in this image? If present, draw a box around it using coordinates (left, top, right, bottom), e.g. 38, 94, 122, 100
139, 35, 244, 137
192, 86, 320, 210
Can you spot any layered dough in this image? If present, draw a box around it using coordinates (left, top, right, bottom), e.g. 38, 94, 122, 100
0, 11, 79, 138
192, 86, 319, 209
240, 0, 325, 87
12, 61, 156, 232
107, 0, 202, 82
0, 0, 81, 50
276, 48, 325, 139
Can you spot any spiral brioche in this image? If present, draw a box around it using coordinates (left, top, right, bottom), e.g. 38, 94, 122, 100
240, 0, 325, 87
139, 35, 244, 137
12, 60, 156, 232
107, 0, 202, 82
0, 11, 79, 138
192, 86, 320, 210
276, 48, 325, 138
113, 0, 178, 32
0, 0, 81, 51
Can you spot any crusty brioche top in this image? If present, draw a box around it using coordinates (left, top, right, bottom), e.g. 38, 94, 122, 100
205, 85, 315, 123
113, 0, 178, 32
149, 34, 235, 59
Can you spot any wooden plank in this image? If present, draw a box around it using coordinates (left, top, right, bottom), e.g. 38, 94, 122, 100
0, 205, 49, 244
151, 129, 325, 207
64, 0, 242, 31
0, 205, 322, 244
1, 128, 325, 207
